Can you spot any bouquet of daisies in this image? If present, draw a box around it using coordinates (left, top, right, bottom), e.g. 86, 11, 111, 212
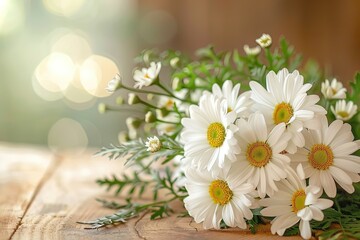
80, 34, 360, 240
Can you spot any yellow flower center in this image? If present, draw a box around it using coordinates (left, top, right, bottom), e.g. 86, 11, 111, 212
291, 189, 306, 213
331, 88, 337, 95
165, 99, 174, 109
209, 180, 233, 205
144, 73, 150, 79
207, 122, 226, 148
273, 102, 294, 125
227, 107, 233, 113
246, 141, 272, 167
337, 111, 349, 118
308, 144, 334, 170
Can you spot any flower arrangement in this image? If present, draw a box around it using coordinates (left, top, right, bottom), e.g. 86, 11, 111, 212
79, 34, 360, 239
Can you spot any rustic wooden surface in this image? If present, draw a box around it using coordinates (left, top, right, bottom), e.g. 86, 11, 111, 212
0, 144, 302, 240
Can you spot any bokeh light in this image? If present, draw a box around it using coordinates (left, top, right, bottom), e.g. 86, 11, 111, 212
80, 55, 119, 98
48, 118, 88, 154
42, 0, 86, 17
33, 31, 118, 110
51, 33, 92, 64
0, 0, 24, 35
35, 52, 76, 92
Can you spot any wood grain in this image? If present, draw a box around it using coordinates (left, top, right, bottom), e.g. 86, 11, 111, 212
1, 145, 303, 239
0, 144, 54, 240
10, 151, 141, 240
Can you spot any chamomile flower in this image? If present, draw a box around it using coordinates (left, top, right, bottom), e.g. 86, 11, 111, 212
184, 167, 255, 229
181, 94, 239, 174
133, 62, 161, 89
256, 34, 272, 48
145, 136, 161, 153
260, 168, 333, 239
210, 80, 252, 118
331, 100, 358, 121
249, 68, 326, 153
290, 116, 360, 197
321, 78, 346, 99
235, 112, 291, 198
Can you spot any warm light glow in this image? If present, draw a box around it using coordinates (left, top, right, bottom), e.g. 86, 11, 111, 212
0, 0, 24, 35
51, 33, 92, 64
48, 118, 88, 154
35, 52, 76, 92
80, 55, 119, 98
42, 0, 85, 17
32, 76, 64, 101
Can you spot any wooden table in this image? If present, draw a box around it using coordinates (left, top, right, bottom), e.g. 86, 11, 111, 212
0, 144, 302, 240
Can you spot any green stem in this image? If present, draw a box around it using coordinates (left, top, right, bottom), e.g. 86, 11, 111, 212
106, 106, 144, 113
265, 48, 273, 70
334, 198, 342, 214
156, 119, 180, 125
157, 82, 196, 104
121, 84, 173, 98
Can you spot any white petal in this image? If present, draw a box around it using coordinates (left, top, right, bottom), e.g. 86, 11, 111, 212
261, 205, 293, 216
320, 171, 337, 198
297, 207, 313, 221
329, 166, 352, 185
299, 220, 312, 239
309, 206, 324, 221
313, 199, 333, 210
324, 120, 343, 145
334, 158, 360, 173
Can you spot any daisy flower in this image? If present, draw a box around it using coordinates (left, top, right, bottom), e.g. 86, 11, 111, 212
321, 78, 346, 99
184, 167, 255, 229
290, 116, 360, 197
133, 62, 161, 89
256, 34, 272, 48
331, 100, 358, 121
209, 80, 252, 118
260, 168, 333, 239
235, 112, 291, 198
181, 94, 239, 174
249, 68, 326, 153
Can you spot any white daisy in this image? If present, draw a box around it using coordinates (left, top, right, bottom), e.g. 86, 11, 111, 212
145, 136, 161, 153
260, 167, 333, 239
133, 62, 161, 89
331, 100, 358, 121
256, 34, 272, 48
249, 68, 327, 153
290, 116, 360, 197
321, 78, 346, 99
181, 94, 239, 174
243, 45, 261, 56
184, 167, 255, 229
106, 73, 122, 92
210, 80, 252, 118
235, 112, 291, 198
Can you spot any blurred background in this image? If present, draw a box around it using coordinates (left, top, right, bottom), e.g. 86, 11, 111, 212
1, 0, 360, 152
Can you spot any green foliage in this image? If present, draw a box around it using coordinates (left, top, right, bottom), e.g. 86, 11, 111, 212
96, 172, 151, 197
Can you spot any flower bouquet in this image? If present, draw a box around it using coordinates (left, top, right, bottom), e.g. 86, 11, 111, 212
79, 34, 360, 239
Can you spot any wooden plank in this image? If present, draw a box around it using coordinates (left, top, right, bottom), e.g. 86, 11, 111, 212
10, 151, 142, 240
0, 144, 54, 240
9, 149, 302, 239
134, 201, 303, 240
